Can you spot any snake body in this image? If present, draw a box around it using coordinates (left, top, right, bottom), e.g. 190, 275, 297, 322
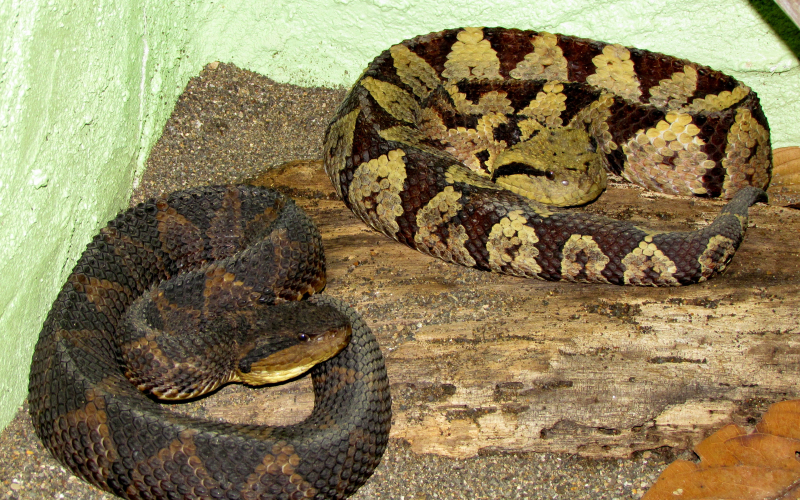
30, 27, 776, 500
28, 186, 391, 500
324, 27, 770, 286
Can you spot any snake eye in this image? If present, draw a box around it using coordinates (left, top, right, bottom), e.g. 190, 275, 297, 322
545, 171, 555, 181
298, 333, 309, 342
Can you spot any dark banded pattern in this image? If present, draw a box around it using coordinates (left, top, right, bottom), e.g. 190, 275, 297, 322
324, 27, 768, 286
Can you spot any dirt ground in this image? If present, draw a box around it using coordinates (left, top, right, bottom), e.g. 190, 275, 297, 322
2, 62, 798, 500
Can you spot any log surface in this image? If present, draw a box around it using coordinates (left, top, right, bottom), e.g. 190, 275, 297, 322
176, 159, 800, 459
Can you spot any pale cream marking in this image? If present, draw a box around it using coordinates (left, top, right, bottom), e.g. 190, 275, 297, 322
560, 234, 611, 283
349, 149, 408, 238
486, 210, 543, 277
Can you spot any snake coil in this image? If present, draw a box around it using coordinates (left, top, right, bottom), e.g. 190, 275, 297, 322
29, 186, 391, 500
324, 28, 769, 286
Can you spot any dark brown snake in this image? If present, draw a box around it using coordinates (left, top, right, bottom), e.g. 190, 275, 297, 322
30, 27, 772, 500
29, 186, 391, 499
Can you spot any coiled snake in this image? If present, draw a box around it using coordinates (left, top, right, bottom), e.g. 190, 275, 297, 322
324, 27, 769, 286
29, 186, 391, 499
30, 28, 771, 500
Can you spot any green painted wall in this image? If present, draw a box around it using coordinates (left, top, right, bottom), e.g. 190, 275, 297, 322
1, 0, 798, 430
0, 0, 204, 428
201, 0, 800, 147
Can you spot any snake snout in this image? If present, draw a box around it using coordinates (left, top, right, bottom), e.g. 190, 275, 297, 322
234, 303, 353, 386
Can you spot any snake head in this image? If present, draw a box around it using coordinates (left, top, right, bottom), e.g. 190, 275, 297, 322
120, 298, 351, 400
234, 301, 352, 386
492, 127, 607, 207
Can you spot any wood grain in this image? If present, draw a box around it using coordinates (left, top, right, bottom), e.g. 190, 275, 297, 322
195, 159, 800, 460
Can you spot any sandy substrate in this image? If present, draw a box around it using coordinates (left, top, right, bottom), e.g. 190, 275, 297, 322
4, 61, 797, 500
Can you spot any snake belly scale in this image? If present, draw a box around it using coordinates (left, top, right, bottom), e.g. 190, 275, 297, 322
324, 27, 770, 286
28, 186, 391, 500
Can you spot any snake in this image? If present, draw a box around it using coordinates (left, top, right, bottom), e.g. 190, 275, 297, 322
28, 185, 391, 500
324, 27, 770, 286
30, 27, 773, 500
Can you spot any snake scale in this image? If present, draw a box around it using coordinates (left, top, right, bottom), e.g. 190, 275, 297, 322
324, 27, 769, 286
29, 186, 391, 499
30, 28, 771, 500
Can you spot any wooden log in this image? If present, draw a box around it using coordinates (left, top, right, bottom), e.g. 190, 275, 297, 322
191, 159, 800, 460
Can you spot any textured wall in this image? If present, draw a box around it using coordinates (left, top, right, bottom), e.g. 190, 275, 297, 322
199, 0, 800, 146
0, 0, 203, 428
1, 0, 798, 431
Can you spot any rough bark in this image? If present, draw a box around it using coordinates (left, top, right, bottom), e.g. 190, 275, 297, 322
198, 159, 800, 459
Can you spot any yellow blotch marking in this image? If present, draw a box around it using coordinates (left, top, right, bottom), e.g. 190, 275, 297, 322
586, 44, 642, 102
437, 112, 508, 174
697, 234, 736, 281
721, 108, 771, 197
415, 186, 476, 267
621, 112, 711, 196
648, 65, 698, 110
472, 90, 514, 114
518, 82, 567, 127
447, 85, 513, 115
560, 234, 611, 283
349, 149, 408, 238
391, 44, 442, 99
360, 76, 420, 124
444, 164, 501, 190
446, 85, 473, 115
569, 93, 616, 155
622, 240, 679, 285
486, 210, 542, 277
734, 213, 747, 230
510, 32, 569, 81
442, 27, 502, 81
323, 108, 360, 199
379, 125, 448, 158
687, 84, 750, 113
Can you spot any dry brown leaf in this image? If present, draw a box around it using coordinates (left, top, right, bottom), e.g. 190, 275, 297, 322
642, 399, 800, 500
